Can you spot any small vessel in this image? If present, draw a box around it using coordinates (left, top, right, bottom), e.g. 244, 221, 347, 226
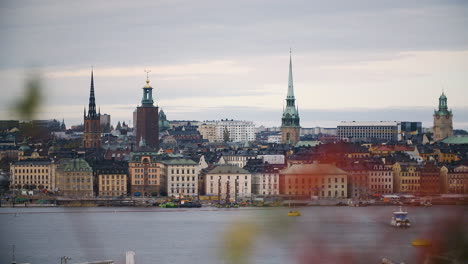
412, 239, 431, 247
288, 210, 301, 216
390, 206, 410, 227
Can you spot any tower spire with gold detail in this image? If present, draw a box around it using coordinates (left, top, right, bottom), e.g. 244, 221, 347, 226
141, 69, 154, 106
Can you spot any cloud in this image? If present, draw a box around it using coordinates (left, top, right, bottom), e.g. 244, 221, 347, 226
44, 60, 252, 78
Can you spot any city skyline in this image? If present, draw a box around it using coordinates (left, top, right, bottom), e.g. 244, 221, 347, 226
1, 0, 468, 128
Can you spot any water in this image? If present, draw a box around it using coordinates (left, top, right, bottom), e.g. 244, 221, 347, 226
0, 206, 467, 264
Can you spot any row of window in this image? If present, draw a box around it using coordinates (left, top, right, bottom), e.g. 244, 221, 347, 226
170, 176, 196, 182
14, 169, 49, 174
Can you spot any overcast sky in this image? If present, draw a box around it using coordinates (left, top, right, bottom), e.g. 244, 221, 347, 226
1, 0, 467, 129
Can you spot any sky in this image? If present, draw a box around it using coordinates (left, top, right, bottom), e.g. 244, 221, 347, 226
1, 0, 467, 129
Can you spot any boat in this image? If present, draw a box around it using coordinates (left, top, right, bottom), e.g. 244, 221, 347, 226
412, 239, 431, 246
390, 206, 410, 227
288, 210, 301, 216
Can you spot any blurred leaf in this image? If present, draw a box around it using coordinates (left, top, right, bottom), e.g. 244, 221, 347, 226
14, 73, 42, 120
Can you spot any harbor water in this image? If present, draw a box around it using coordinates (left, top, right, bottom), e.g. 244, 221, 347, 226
0, 206, 467, 264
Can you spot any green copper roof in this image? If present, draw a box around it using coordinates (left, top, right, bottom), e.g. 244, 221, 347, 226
434, 92, 452, 116
441, 136, 468, 144
207, 164, 250, 174
163, 158, 198, 165
62, 158, 92, 172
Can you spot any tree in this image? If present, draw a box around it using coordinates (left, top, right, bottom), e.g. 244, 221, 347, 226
223, 127, 230, 143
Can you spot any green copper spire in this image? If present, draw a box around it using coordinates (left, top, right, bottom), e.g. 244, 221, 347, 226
434, 91, 452, 116
141, 70, 154, 106
287, 49, 295, 100
282, 50, 300, 128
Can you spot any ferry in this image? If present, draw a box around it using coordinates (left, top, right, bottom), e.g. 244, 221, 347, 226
390, 206, 410, 227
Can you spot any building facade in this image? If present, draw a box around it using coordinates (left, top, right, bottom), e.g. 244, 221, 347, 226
337, 121, 401, 142
128, 151, 165, 196
56, 158, 94, 197
419, 162, 441, 195
203, 164, 252, 200
281, 52, 300, 145
198, 123, 217, 142
165, 158, 199, 197
433, 92, 453, 141
280, 163, 348, 198
368, 164, 393, 195
9, 160, 56, 191
83, 70, 102, 149
97, 167, 128, 197
136, 76, 159, 149
393, 163, 420, 194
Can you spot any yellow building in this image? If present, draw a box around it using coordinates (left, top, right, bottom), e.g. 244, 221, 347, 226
97, 167, 128, 197
280, 163, 348, 198
9, 159, 56, 191
393, 163, 420, 194
56, 158, 94, 197
198, 123, 217, 143
128, 151, 165, 196
434, 149, 460, 163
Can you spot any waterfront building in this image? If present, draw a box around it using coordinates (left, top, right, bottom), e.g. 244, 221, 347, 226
83, 70, 102, 149
393, 163, 420, 194
56, 158, 93, 197
244, 159, 284, 195
128, 149, 165, 196
202, 164, 252, 200
419, 162, 441, 195
368, 164, 393, 195
341, 163, 368, 198
337, 121, 401, 142
280, 163, 348, 198
433, 92, 453, 141
9, 159, 56, 191
96, 166, 128, 197
441, 165, 468, 194
281, 52, 300, 145
164, 158, 199, 197
135, 74, 159, 149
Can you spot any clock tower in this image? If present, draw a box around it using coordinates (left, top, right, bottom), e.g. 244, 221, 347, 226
433, 92, 453, 141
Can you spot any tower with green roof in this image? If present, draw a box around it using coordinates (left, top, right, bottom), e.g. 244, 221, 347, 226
433, 92, 453, 141
281, 50, 301, 145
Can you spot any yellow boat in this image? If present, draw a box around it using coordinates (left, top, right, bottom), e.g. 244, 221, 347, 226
412, 239, 431, 246
288, 210, 301, 216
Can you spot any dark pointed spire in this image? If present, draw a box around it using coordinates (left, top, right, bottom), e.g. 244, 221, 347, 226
88, 68, 97, 118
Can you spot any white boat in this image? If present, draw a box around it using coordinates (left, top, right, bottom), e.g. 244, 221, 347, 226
390, 206, 411, 227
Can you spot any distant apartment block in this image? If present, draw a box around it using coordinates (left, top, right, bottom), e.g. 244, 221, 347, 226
198, 120, 255, 143
337, 121, 402, 142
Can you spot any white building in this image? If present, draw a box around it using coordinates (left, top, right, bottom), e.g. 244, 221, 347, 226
257, 155, 285, 165
337, 121, 402, 142
164, 159, 199, 197
250, 164, 283, 196
200, 120, 255, 142
203, 164, 252, 199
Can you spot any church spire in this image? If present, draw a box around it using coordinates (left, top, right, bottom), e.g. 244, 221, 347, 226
287, 49, 295, 100
87, 69, 97, 118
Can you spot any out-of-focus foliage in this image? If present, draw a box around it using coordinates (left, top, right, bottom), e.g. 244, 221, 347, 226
14, 73, 42, 120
